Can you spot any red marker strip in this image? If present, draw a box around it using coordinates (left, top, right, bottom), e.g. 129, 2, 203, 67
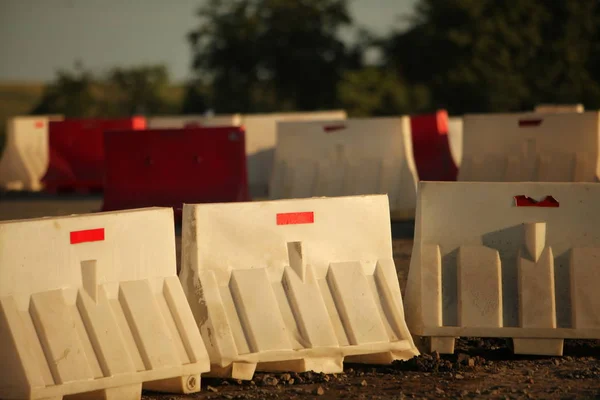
34, 121, 44, 129
323, 124, 347, 133
276, 212, 314, 225
70, 228, 105, 244
518, 119, 542, 127
514, 195, 559, 207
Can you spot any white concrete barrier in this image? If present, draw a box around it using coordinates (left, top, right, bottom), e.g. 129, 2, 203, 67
146, 114, 242, 129
0, 208, 210, 400
447, 117, 463, 168
181, 195, 418, 380
458, 111, 600, 182
405, 181, 600, 356
0, 116, 62, 191
241, 111, 347, 198
269, 117, 418, 220
535, 104, 584, 113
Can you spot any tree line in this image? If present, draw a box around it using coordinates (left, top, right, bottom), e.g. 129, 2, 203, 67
33, 0, 600, 118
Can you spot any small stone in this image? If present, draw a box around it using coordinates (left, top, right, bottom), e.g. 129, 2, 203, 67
280, 373, 291, 381
457, 353, 470, 364
432, 351, 440, 360
288, 378, 295, 385
528, 378, 534, 384
263, 376, 279, 386
455, 374, 464, 380
207, 385, 218, 393
315, 386, 325, 396
435, 387, 445, 394
361, 380, 368, 387
236, 380, 243, 385
553, 359, 560, 366
468, 359, 475, 367
323, 375, 330, 382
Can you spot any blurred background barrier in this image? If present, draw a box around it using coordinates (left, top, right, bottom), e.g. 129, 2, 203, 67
458, 112, 600, 183
42, 117, 146, 193
269, 117, 418, 220
410, 109, 458, 181
0, 115, 63, 191
102, 126, 249, 220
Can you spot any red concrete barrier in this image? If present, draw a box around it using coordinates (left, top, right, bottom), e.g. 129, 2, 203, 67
410, 110, 458, 181
102, 126, 250, 219
42, 117, 146, 193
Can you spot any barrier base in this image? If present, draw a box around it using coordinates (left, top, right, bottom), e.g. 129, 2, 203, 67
512, 338, 564, 356
143, 373, 202, 394
415, 335, 567, 356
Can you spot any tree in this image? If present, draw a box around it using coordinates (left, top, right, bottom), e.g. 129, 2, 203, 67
108, 65, 178, 115
181, 79, 210, 114
32, 63, 180, 117
188, 0, 354, 112
32, 62, 108, 117
382, 0, 600, 114
338, 67, 430, 116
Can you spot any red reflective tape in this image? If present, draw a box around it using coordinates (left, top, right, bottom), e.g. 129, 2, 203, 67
34, 121, 44, 129
518, 119, 542, 127
276, 212, 314, 225
132, 116, 147, 130
323, 124, 347, 133
514, 195, 559, 207
70, 228, 105, 244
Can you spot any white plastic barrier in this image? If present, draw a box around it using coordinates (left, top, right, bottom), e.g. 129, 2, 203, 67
241, 111, 347, 198
535, 104, 584, 113
146, 114, 242, 129
0, 208, 210, 400
405, 181, 600, 356
269, 117, 418, 220
0, 116, 63, 191
181, 195, 418, 380
458, 111, 600, 182
447, 117, 463, 168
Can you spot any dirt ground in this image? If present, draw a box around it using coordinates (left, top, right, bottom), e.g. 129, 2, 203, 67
2, 195, 600, 399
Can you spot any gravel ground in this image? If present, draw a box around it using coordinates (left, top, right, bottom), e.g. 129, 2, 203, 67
3, 195, 600, 399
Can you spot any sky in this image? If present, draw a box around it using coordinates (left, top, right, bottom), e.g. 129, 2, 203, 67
0, 0, 418, 83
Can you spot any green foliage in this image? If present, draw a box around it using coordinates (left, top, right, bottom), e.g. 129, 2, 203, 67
181, 79, 210, 114
32, 63, 182, 117
382, 0, 600, 114
188, 0, 354, 112
108, 65, 180, 115
338, 67, 431, 117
